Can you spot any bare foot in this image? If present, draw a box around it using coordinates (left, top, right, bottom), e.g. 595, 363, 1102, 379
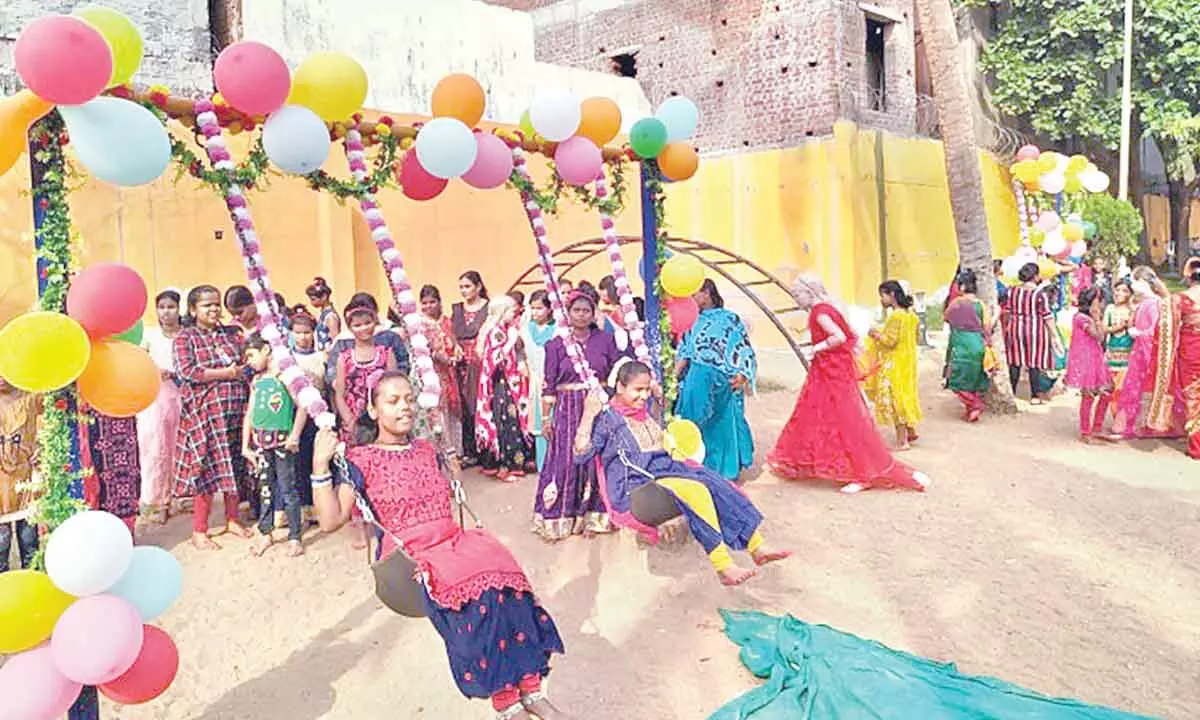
840, 482, 866, 494
752, 548, 793, 566
250, 534, 273, 556
1094, 433, 1121, 443
895, 443, 912, 452
1079, 435, 1095, 445
285, 540, 305, 557
523, 694, 571, 719
718, 566, 757, 586
352, 525, 369, 550
190, 533, 220, 550
226, 521, 253, 539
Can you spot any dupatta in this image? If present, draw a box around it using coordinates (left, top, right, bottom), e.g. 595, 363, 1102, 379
474, 317, 531, 454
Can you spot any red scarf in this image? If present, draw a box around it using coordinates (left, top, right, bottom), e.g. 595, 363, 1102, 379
610, 394, 648, 422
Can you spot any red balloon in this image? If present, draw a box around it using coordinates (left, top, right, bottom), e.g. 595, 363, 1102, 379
214, 41, 291, 116
665, 296, 699, 340
66, 263, 148, 339
99, 625, 178, 705
399, 151, 448, 201
15, 15, 113, 105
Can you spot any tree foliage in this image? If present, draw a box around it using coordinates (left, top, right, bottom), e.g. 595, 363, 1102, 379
1078, 193, 1144, 264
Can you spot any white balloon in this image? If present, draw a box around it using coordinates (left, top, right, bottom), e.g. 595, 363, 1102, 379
1015, 245, 1038, 261
1042, 230, 1067, 257
1081, 170, 1111, 193
1070, 240, 1088, 258
529, 89, 581, 142
415, 117, 478, 179
1039, 172, 1066, 195
262, 105, 331, 175
1001, 256, 1025, 280
45, 510, 134, 597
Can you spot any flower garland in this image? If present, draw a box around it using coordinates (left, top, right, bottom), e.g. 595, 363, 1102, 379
593, 173, 651, 365
1013, 179, 1031, 246
510, 146, 602, 393
642, 162, 678, 411
193, 100, 336, 429
506, 142, 630, 217
342, 128, 442, 411
312, 122, 401, 200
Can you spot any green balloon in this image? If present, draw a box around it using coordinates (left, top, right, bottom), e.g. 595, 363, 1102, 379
519, 109, 536, 138
630, 117, 668, 159
1081, 220, 1098, 240
114, 318, 144, 345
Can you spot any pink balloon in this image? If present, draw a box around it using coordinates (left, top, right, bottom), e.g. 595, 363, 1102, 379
1035, 211, 1060, 232
554, 136, 603, 186
51, 595, 144, 685
0, 646, 82, 720
665, 296, 699, 340
66, 262, 149, 339
15, 15, 113, 105
214, 41, 291, 116
1016, 144, 1041, 162
399, 151, 448, 201
462, 134, 515, 190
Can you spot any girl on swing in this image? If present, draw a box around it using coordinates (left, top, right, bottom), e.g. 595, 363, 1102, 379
310, 371, 570, 720
575, 359, 791, 586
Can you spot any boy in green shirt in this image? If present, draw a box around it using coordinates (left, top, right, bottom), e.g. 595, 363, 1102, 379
242, 334, 307, 557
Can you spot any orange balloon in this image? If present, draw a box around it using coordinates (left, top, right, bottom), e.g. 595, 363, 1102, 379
659, 142, 699, 182
0, 90, 54, 178
431, 74, 485, 127
577, 97, 622, 147
78, 340, 160, 417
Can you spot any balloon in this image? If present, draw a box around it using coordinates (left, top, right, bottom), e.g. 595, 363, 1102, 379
51, 594, 144, 685
74, 6, 143, 87
1001, 256, 1025, 280
656, 96, 699, 142
1082, 170, 1110, 193
554, 136, 603, 185
1015, 245, 1039, 261
1035, 210, 1060, 232
629, 117, 668, 159
1042, 230, 1067, 258
45, 510, 134, 597
78, 340, 160, 417
59, 97, 171, 186
665, 296, 700, 340
1028, 228, 1046, 248
462, 133, 514, 189
1039, 172, 1066, 195
578, 97, 622, 146
0, 647, 82, 720
1037, 257, 1059, 279
1015, 144, 1040, 162
398, 151, 448, 201
518, 109, 536, 139
1011, 160, 1040, 184
664, 418, 703, 460
213, 41, 290, 116
67, 262, 148, 338
431, 74, 486, 127
415, 117, 478, 179
0, 570, 75, 654
1062, 223, 1084, 243
15, 15, 112, 105
107, 547, 182, 622
291, 52, 368, 122
114, 318, 144, 345
0, 312, 91, 393
0, 90, 54, 178
262, 105, 331, 175
660, 254, 705, 297
99, 625, 179, 705
1067, 154, 1089, 173
659, 142, 699, 181
1064, 174, 1084, 194
1070, 240, 1088, 258
637, 248, 674, 284
1036, 151, 1062, 173
528, 89, 581, 142
1082, 220, 1098, 240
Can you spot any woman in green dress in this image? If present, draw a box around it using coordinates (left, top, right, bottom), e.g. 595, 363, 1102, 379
944, 270, 993, 422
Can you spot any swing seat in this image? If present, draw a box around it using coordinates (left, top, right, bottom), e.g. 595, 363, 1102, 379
372, 546, 428, 618
631, 482, 683, 527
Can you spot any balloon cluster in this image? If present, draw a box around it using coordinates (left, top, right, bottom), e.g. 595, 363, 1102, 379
0, 511, 183, 718
1012, 146, 1111, 196
660, 254, 707, 339
0, 263, 160, 417
3, 8, 171, 186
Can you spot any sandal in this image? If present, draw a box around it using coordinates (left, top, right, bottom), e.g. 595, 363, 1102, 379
496, 702, 527, 720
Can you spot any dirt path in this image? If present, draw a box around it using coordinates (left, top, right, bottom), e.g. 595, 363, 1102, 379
110, 360, 1200, 719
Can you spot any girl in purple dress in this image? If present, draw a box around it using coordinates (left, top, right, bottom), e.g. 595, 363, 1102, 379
534, 293, 623, 541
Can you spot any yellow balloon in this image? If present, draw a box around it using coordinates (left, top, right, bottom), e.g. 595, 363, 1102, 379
0, 570, 75, 654
665, 418, 703, 460
1037, 152, 1061, 173
660, 254, 705, 298
75, 6, 144, 87
1066, 154, 1089, 173
1037, 257, 1059, 279
1011, 160, 1040, 184
291, 52, 368, 122
0, 312, 92, 393
1063, 223, 1084, 242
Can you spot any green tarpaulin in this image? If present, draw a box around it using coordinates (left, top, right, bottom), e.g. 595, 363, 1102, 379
710, 610, 1156, 720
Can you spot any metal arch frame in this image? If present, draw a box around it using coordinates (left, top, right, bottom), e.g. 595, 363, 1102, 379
508, 235, 809, 368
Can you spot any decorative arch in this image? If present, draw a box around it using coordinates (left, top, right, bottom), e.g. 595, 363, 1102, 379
509, 235, 809, 367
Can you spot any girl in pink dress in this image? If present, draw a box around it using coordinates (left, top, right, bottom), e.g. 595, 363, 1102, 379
1065, 288, 1115, 441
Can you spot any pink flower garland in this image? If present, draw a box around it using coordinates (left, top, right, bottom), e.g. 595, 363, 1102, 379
1013, 179, 1031, 246
593, 173, 651, 365
510, 145, 602, 393
194, 99, 336, 429
343, 128, 442, 412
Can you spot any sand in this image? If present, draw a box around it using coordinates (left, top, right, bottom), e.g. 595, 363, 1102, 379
105, 354, 1200, 719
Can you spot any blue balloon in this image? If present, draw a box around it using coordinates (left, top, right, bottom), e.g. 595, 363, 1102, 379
638, 248, 675, 283
107, 545, 182, 622
655, 96, 699, 142
263, 105, 331, 175
60, 97, 171, 187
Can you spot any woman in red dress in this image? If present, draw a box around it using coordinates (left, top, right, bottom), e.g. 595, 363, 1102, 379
767, 276, 930, 494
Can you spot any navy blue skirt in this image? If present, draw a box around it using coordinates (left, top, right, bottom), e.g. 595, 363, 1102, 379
422, 586, 565, 699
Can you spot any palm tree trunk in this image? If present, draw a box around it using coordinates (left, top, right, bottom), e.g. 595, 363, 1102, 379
915, 0, 1018, 412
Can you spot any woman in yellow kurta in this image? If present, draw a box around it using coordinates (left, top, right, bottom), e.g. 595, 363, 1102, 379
864, 280, 922, 450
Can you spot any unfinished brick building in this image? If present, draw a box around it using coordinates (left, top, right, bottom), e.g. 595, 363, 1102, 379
484, 0, 928, 154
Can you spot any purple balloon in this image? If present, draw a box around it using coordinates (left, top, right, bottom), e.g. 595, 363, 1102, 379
0, 646, 82, 720
462, 133, 514, 190
51, 594, 144, 685
554, 136, 603, 186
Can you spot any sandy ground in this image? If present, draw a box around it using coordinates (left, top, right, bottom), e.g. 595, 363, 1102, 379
104, 349, 1200, 720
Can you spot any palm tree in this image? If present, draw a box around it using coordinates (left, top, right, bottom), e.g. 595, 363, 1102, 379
914, 0, 1018, 411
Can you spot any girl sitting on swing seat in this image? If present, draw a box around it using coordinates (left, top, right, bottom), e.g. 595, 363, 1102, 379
574, 359, 790, 586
